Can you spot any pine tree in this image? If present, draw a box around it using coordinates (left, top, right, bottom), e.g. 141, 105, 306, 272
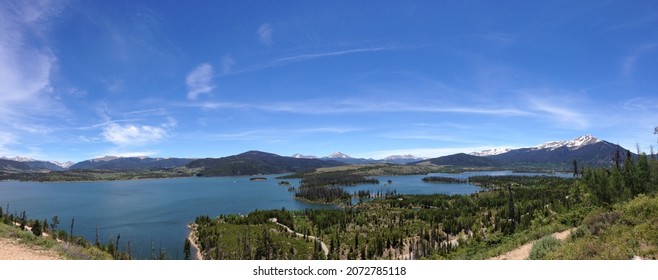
637, 153, 650, 195
50, 216, 59, 233
31, 220, 42, 236
107, 239, 115, 259
69, 217, 75, 243
95, 226, 101, 247
622, 150, 637, 196
507, 184, 516, 233
184, 239, 191, 260
42, 219, 48, 233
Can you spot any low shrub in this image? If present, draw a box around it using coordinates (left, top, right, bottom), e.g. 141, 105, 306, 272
529, 236, 561, 260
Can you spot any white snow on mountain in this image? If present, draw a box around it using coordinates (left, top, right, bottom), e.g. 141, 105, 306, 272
1, 155, 35, 162
91, 156, 121, 162
1, 155, 76, 169
326, 151, 352, 159
291, 153, 319, 159
469, 148, 512, 157
51, 161, 76, 169
532, 134, 601, 151
383, 154, 426, 161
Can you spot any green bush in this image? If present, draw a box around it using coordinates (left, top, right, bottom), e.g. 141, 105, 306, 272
529, 236, 562, 260
569, 225, 587, 241
583, 209, 621, 235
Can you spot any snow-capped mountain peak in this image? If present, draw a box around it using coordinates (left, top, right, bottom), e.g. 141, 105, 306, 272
91, 156, 121, 162
469, 148, 512, 157
0, 155, 35, 162
532, 134, 601, 151
566, 134, 601, 148
51, 161, 75, 169
1, 155, 75, 169
383, 154, 425, 160
291, 153, 318, 159
327, 151, 352, 159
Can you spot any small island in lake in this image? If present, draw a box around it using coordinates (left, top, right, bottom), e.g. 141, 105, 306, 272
249, 177, 267, 181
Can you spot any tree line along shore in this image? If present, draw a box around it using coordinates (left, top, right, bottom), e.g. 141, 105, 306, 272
189, 152, 658, 260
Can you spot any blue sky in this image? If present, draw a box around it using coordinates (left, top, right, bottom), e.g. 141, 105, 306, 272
1, 0, 657, 162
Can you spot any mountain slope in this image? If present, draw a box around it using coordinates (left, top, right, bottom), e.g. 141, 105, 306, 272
23, 161, 66, 171
490, 140, 626, 167
0, 159, 36, 173
69, 157, 194, 171
416, 153, 500, 167
419, 135, 631, 169
188, 151, 347, 176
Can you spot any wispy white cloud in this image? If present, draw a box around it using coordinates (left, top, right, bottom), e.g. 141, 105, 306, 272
0, 131, 18, 155
605, 13, 658, 32
209, 130, 271, 141
0, 1, 58, 106
123, 108, 167, 116
622, 43, 658, 77
186, 63, 214, 100
379, 133, 459, 142
525, 95, 590, 129
184, 99, 529, 116
104, 79, 124, 93
224, 46, 396, 76
101, 123, 168, 146
207, 126, 359, 142
298, 127, 359, 134
622, 97, 658, 111
469, 33, 516, 46
275, 47, 390, 63
258, 23, 273, 45
0, 1, 69, 156
221, 55, 235, 75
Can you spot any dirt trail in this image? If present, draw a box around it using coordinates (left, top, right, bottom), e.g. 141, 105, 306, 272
489, 229, 573, 260
271, 219, 329, 257
0, 238, 61, 260
188, 220, 330, 260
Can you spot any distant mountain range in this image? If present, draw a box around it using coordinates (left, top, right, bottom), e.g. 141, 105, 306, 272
291, 152, 427, 164
187, 151, 346, 176
0, 156, 74, 172
0, 135, 635, 174
415, 135, 630, 169
69, 157, 195, 171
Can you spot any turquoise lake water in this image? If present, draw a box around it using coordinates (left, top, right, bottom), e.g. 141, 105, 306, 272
0, 171, 568, 259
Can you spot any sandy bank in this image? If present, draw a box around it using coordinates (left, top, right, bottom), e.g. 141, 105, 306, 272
187, 224, 203, 260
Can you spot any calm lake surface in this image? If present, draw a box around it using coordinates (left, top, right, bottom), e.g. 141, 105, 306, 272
0, 171, 568, 259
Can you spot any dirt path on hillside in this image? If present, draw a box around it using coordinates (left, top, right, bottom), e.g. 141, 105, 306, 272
271, 219, 329, 257
489, 229, 573, 260
0, 238, 62, 260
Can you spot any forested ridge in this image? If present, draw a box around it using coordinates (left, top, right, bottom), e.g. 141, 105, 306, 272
191, 151, 658, 260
